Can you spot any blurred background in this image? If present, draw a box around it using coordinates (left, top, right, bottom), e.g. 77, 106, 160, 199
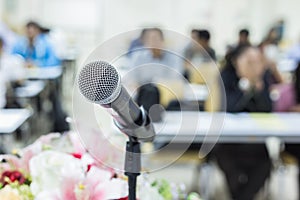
1, 0, 300, 200
1, 0, 300, 59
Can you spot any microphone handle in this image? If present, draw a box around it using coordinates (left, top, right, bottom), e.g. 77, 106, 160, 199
110, 86, 144, 128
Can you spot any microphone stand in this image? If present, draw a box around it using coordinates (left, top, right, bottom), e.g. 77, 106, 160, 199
113, 107, 155, 200
124, 136, 141, 200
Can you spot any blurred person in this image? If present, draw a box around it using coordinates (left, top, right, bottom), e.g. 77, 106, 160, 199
259, 29, 283, 84
221, 45, 272, 112
238, 29, 251, 46
259, 28, 281, 64
0, 37, 25, 108
127, 28, 147, 57
284, 62, 300, 200
290, 62, 300, 111
129, 28, 183, 115
183, 29, 216, 81
287, 37, 300, 63
272, 19, 285, 43
0, 20, 18, 52
130, 28, 184, 80
184, 29, 216, 63
212, 45, 272, 200
12, 21, 60, 67
263, 28, 279, 46
182, 29, 200, 80
190, 29, 200, 41
198, 30, 216, 61
182, 29, 201, 58
226, 29, 250, 54
295, 63, 300, 107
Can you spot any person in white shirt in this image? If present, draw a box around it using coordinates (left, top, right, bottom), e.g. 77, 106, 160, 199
0, 37, 25, 108
129, 28, 184, 85
0, 21, 17, 52
126, 28, 185, 116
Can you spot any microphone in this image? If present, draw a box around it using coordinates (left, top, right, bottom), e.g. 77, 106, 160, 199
78, 61, 155, 142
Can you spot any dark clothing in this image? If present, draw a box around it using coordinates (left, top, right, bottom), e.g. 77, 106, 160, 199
285, 144, 300, 200
212, 67, 272, 200
286, 63, 300, 200
296, 62, 300, 103
215, 144, 271, 200
184, 45, 216, 62
221, 67, 272, 112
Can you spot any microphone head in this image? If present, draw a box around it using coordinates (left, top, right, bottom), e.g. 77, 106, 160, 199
78, 61, 121, 104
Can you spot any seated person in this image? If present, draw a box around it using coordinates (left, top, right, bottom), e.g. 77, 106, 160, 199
184, 29, 216, 64
127, 28, 147, 57
0, 37, 25, 108
12, 21, 60, 67
237, 29, 251, 46
130, 28, 183, 76
183, 29, 216, 81
285, 63, 300, 200
212, 45, 272, 200
128, 28, 184, 114
287, 39, 300, 63
0, 20, 17, 52
227, 29, 251, 52
290, 62, 300, 111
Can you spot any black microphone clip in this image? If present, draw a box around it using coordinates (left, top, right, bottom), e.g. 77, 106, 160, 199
113, 106, 155, 142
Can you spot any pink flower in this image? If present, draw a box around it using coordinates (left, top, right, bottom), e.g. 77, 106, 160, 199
60, 166, 128, 200
30, 151, 128, 200
69, 132, 86, 155
0, 155, 22, 171
60, 166, 109, 200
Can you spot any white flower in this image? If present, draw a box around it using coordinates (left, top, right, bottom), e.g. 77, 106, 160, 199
29, 151, 84, 197
0, 185, 22, 200
29, 150, 128, 200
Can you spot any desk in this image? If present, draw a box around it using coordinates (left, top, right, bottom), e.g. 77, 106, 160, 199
154, 111, 300, 143
26, 66, 63, 80
0, 109, 32, 153
183, 84, 208, 102
0, 109, 32, 134
14, 80, 45, 98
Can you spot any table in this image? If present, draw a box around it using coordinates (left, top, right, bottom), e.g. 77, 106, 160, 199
26, 66, 63, 80
0, 109, 32, 134
25, 66, 65, 132
183, 84, 208, 102
0, 109, 32, 153
153, 111, 300, 143
14, 80, 45, 98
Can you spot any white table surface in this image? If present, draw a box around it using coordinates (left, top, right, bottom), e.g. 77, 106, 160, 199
0, 109, 32, 134
26, 66, 62, 80
153, 111, 300, 143
15, 80, 46, 98
183, 84, 208, 101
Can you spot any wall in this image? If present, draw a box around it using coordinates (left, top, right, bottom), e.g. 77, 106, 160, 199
0, 0, 300, 57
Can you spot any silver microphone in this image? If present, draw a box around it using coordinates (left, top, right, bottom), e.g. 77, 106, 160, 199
78, 61, 155, 142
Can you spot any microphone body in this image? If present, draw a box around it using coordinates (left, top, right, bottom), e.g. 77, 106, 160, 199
105, 86, 155, 142
78, 61, 155, 142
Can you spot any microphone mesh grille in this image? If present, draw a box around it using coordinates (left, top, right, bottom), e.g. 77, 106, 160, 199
78, 61, 121, 104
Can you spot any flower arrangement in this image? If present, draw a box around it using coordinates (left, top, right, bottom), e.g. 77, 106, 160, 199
0, 133, 128, 200
0, 132, 203, 200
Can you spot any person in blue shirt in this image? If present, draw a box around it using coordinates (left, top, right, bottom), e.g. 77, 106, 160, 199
12, 21, 60, 67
